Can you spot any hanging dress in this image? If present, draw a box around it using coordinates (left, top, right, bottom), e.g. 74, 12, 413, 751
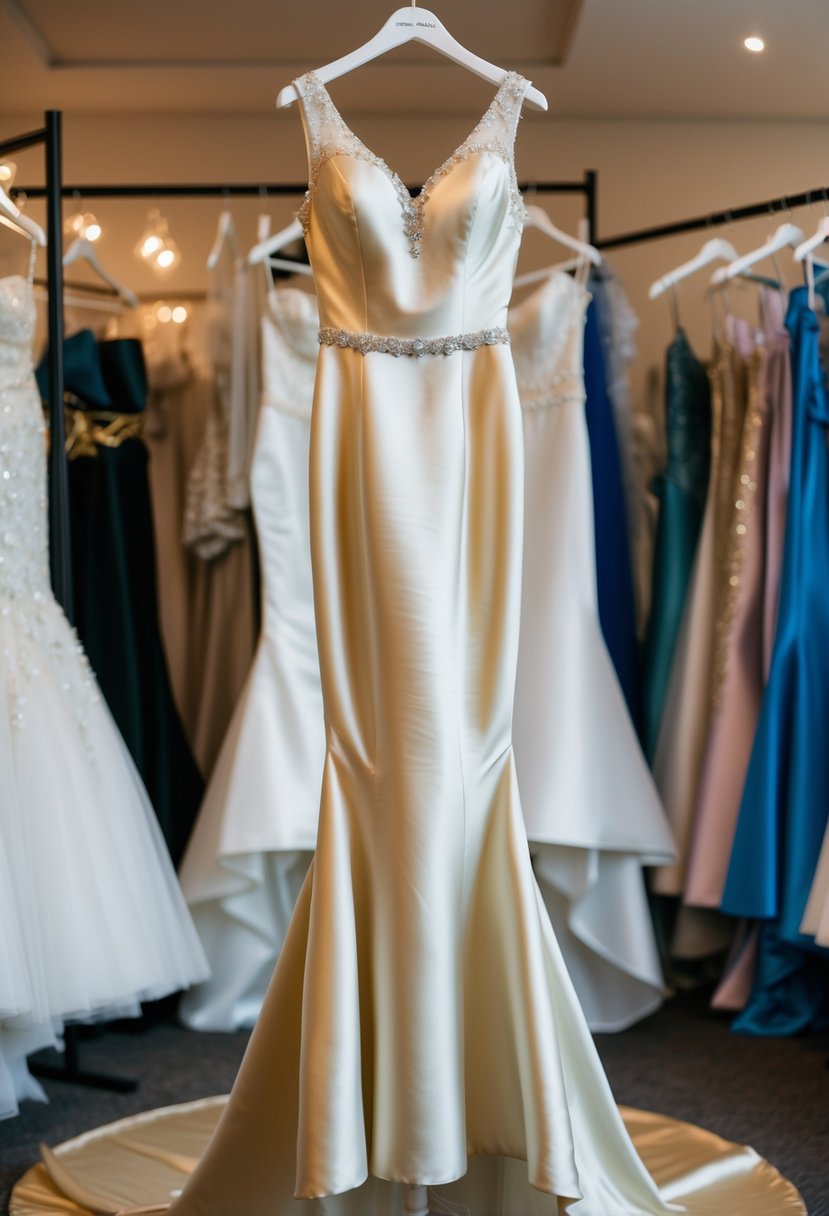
0, 250, 208, 1119
641, 329, 711, 761
582, 291, 639, 718
37, 332, 204, 867
180, 284, 323, 1031
684, 292, 787, 911
510, 269, 674, 1033
124, 72, 676, 1216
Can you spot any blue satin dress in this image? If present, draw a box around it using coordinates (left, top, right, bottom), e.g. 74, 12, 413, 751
583, 294, 639, 719
721, 283, 829, 1034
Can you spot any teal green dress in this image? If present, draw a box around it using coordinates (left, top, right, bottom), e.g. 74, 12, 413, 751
642, 330, 711, 760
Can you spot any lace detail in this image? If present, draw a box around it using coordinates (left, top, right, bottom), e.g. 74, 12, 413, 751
295, 70, 529, 258
319, 325, 510, 357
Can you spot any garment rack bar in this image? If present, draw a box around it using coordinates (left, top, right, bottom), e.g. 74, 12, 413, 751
597, 184, 829, 251
21, 177, 595, 200
0, 127, 47, 158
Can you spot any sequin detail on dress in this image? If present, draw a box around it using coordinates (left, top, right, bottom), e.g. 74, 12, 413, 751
0, 274, 99, 741
295, 69, 529, 257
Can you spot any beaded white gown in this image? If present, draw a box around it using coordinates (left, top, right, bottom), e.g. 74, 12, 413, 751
124, 73, 676, 1214
180, 284, 323, 1031
0, 255, 209, 1120
510, 271, 674, 1033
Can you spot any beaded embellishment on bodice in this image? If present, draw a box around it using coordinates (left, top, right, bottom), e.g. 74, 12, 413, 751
0, 271, 99, 735
295, 69, 529, 260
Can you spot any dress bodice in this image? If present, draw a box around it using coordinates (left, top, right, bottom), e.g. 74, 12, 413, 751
509, 271, 590, 409
260, 287, 319, 419
663, 328, 712, 501
0, 275, 36, 390
294, 70, 530, 340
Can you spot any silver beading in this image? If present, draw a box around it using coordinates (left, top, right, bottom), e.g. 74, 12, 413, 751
296, 70, 529, 259
318, 326, 510, 357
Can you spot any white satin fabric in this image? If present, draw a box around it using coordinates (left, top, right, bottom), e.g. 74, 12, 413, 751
126, 74, 679, 1214
179, 286, 323, 1031
510, 272, 674, 1032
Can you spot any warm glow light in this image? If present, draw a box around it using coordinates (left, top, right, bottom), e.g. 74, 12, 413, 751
84, 221, 102, 242
172, 305, 188, 323
743, 36, 765, 53
0, 162, 15, 184
141, 235, 163, 256
156, 248, 175, 268
157, 305, 173, 323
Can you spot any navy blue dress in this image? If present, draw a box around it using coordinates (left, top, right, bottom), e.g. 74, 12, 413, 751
721, 284, 829, 1034
583, 294, 639, 719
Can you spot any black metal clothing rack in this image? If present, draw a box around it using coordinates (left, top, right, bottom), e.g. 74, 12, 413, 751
20, 167, 600, 240
0, 113, 72, 620
596, 184, 829, 251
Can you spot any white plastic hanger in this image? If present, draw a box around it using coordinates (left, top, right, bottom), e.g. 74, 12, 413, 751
794, 215, 829, 263
649, 237, 738, 300
247, 216, 314, 277
512, 207, 600, 289
63, 237, 138, 307
207, 209, 236, 270
711, 222, 804, 285
276, 3, 547, 112
0, 182, 46, 246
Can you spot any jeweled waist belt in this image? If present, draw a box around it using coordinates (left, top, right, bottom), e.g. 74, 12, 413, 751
318, 326, 510, 358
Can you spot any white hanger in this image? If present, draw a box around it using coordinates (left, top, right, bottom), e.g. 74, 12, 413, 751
711, 222, 804, 285
0, 182, 46, 246
794, 215, 829, 262
649, 237, 738, 300
247, 216, 314, 277
207, 209, 236, 270
276, 3, 547, 112
512, 206, 600, 289
63, 237, 138, 307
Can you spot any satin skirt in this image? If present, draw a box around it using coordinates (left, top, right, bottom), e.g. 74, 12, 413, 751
165, 343, 671, 1214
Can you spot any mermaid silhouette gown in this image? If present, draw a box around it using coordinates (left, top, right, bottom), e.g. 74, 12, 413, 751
129, 73, 675, 1215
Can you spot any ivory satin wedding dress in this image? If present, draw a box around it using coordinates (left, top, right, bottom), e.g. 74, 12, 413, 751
124, 72, 675, 1215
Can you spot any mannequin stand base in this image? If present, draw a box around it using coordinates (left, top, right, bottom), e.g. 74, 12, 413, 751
405, 1184, 429, 1216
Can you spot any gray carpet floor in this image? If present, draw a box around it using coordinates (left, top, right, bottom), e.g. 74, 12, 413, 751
1, 992, 827, 1214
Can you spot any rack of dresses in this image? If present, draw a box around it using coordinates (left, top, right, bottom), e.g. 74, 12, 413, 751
600, 183, 829, 1039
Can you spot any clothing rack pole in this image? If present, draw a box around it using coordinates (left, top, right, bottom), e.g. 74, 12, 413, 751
44, 110, 73, 622
596, 183, 829, 251
20, 178, 596, 200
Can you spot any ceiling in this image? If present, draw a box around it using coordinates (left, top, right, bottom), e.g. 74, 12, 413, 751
0, 0, 827, 119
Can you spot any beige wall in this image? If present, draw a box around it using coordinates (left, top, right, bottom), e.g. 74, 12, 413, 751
2, 108, 826, 402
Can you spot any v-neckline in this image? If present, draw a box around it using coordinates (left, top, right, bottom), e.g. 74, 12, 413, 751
304, 69, 519, 203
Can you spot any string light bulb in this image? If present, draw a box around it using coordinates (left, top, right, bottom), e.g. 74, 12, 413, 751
135, 208, 181, 275
743, 36, 765, 53
0, 162, 17, 187
65, 209, 103, 242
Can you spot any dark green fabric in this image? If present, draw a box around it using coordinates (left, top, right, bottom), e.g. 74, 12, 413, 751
39, 333, 203, 867
642, 329, 712, 761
